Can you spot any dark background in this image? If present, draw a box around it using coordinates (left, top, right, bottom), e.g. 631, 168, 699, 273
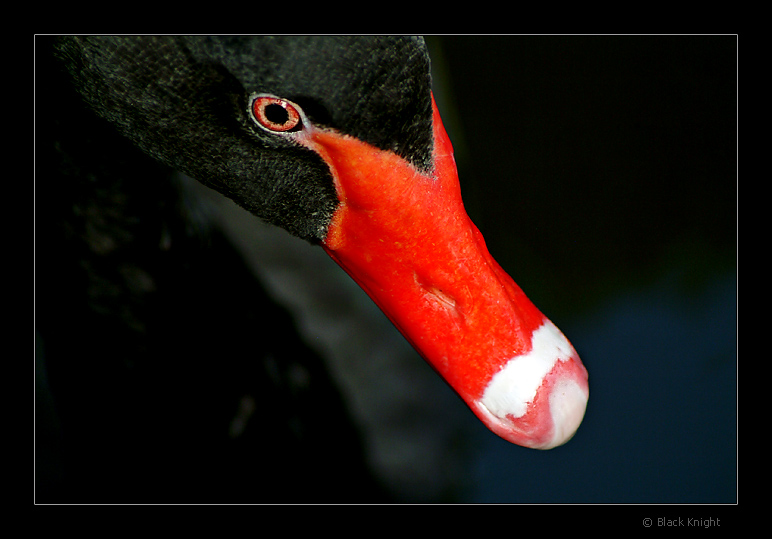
36, 35, 736, 505
425, 35, 736, 503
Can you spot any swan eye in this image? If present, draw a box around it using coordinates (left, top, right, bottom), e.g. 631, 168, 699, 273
250, 94, 303, 133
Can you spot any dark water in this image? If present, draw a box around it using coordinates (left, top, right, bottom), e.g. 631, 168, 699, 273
465, 271, 736, 503
426, 36, 736, 504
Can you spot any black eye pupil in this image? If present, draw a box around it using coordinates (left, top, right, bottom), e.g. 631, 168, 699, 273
264, 103, 289, 125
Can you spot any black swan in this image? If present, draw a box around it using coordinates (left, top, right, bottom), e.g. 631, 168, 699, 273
35, 36, 588, 502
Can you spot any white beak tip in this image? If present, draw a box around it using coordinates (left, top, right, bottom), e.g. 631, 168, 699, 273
541, 378, 589, 449
473, 320, 589, 449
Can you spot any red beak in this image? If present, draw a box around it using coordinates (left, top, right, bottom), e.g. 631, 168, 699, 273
296, 94, 588, 449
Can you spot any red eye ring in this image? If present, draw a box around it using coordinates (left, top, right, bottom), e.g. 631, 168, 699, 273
250, 94, 303, 133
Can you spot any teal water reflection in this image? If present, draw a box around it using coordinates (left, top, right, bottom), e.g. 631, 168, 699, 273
466, 270, 736, 503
